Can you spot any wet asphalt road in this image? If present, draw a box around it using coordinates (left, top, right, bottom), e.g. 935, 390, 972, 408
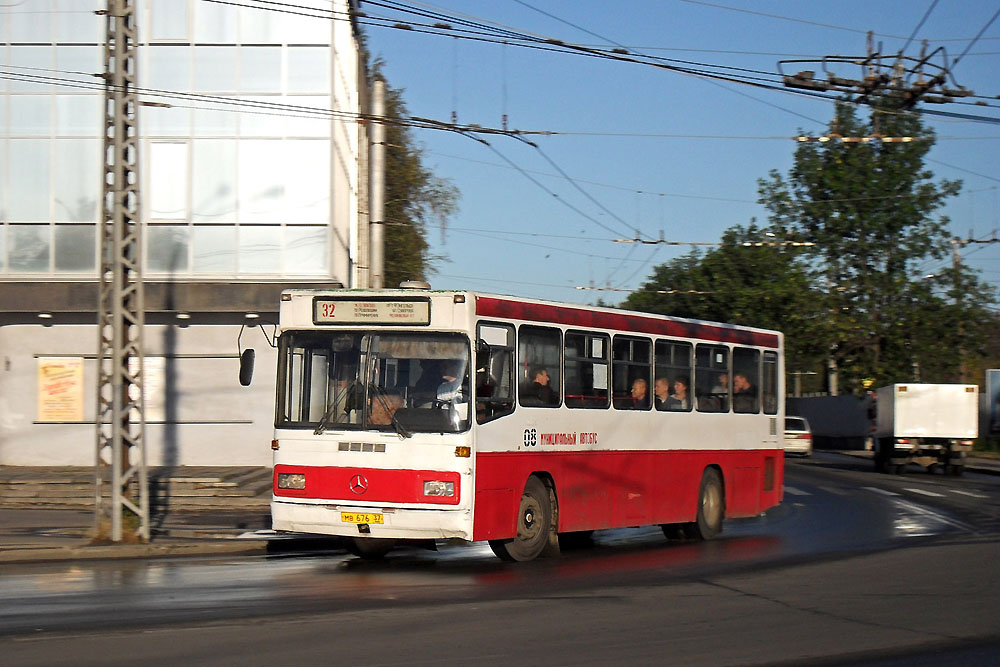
3, 452, 1000, 666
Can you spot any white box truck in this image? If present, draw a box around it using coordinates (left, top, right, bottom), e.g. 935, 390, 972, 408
873, 383, 978, 475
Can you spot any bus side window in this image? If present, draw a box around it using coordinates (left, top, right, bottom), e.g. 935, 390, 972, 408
733, 347, 760, 414
762, 351, 779, 415
696, 344, 729, 413
612, 336, 651, 410
476, 322, 515, 423
565, 331, 610, 409
518, 325, 562, 408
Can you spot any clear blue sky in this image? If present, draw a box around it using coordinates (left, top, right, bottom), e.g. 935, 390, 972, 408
364, 1, 1000, 305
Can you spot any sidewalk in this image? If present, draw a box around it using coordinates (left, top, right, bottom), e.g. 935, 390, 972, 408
0, 466, 281, 565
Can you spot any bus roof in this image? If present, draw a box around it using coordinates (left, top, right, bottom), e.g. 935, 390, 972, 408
281, 288, 782, 348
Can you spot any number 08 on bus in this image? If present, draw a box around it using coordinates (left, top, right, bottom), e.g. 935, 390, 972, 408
260, 288, 784, 561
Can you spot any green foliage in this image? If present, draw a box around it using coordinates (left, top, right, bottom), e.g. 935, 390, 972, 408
759, 103, 995, 390
627, 103, 996, 394
375, 63, 459, 288
622, 224, 828, 376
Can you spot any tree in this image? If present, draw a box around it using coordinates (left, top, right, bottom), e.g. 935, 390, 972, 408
375, 63, 459, 288
757, 102, 995, 391
622, 224, 829, 376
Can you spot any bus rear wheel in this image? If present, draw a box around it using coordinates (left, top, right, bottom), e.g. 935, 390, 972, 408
688, 468, 724, 540
489, 476, 554, 562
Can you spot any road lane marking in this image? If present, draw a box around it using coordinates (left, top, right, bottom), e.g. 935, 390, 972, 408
784, 486, 811, 496
905, 488, 945, 498
863, 486, 900, 496
950, 489, 988, 499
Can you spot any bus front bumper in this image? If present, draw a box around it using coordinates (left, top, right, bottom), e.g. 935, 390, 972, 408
271, 499, 474, 542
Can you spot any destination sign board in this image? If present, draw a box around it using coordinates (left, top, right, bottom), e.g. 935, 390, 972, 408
313, 298, 430, 325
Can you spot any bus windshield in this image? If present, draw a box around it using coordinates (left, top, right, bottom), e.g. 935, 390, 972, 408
276, 331, 471, 434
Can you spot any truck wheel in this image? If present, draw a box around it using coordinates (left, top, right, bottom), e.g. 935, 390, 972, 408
489, 476, 555, 562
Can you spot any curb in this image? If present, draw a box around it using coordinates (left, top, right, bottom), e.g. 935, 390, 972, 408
0, 538, 271, 565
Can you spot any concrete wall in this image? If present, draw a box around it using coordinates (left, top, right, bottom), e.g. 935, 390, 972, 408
0, 323, 278, 466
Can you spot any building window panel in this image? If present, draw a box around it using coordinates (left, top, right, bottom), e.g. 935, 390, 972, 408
238, 95, 284, 137
9, 1, 52, 42
238, 140, 284, 223
193, 2, 237, 43
149, 142, 189, 220
239, 7, 281, 44
53, 138, 100, 222
192, 225, 236, 273
147, 225, 190, 273
285, 96, 332, 138
53, 224, 95, 272
240, 47, 281, 93
192, 139, 237, 222
8, 224, 51, 272
144, 105, 191, 137
151, 0, 190, 41
9, 139, 50, 222
192, 106, 239, 136
282, 4, 330, 44
284, 226, 327, 274
9, 96, 51, 136
55, 95, 101, 136
146, 46, 191, 92
54, 46, 101, 91
284, 140, 330, 224
54, 0, 103, 43
288, 48, 330, 93
238, 225, 281, 274
193, 46, 238, 92
8, 47, 52, 93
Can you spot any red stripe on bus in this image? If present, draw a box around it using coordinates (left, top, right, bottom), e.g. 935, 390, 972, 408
475, 296, 780, 348
472, 448, 783, 541
274, 465, 461, 505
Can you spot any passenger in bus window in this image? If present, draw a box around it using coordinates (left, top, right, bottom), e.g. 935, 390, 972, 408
521, 365, 555, 405
630, 378, 649, 410
733, 372, 756, 413
710, 372, 729, 395
669, 376, 690, 411
654, 377, 671, 410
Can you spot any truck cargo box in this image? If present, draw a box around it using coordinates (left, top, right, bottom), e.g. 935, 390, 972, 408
875, 384, 978, 439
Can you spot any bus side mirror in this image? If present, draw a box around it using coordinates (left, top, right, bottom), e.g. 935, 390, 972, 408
239, 348, 255, 386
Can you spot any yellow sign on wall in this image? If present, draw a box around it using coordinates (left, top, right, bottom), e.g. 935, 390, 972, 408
38, 357, 84, 422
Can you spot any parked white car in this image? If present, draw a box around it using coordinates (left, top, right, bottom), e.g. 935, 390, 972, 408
784, 416, 812, 457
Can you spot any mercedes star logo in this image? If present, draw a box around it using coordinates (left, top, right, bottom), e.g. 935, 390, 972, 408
349, 474, 369, 495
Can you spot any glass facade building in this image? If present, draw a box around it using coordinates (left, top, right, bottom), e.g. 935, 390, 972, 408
0, 1, 365, 467
1, 0, 360, 283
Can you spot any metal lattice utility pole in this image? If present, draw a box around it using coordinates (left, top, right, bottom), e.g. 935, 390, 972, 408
94, 0, 148, 543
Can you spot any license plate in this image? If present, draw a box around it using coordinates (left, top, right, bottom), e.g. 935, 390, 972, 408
341, 512, 384, 525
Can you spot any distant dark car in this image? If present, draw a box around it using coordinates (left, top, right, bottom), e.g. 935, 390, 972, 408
784, 416, 812, 457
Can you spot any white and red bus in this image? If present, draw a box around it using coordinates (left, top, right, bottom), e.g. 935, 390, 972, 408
265, 287, 784, 560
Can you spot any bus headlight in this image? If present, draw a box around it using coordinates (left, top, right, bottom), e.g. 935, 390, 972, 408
277, 472, 306, 490
423, 480, 455, 497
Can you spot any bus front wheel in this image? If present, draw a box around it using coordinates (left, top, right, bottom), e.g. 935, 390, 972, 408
347, 537, 395, 560
688, 468, 724, 540
489, 476, 555, 562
